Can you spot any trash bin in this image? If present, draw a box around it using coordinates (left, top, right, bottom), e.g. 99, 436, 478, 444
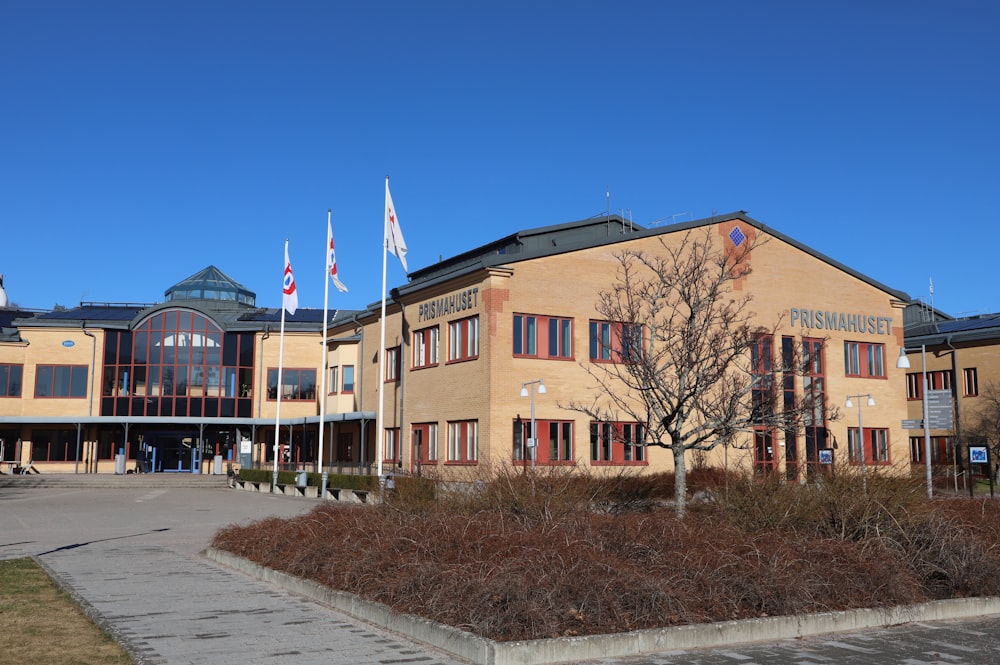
212, 455, 223, 475
296, 470, 308, 488
114, 453, 126, 475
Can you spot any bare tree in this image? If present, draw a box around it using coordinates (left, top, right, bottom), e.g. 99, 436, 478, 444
567, 227, 828, 518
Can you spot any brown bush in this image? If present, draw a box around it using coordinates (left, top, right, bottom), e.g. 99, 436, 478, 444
211, 468, 1000, 642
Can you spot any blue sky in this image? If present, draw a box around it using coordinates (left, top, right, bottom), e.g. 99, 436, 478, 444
2, 1, 997, 317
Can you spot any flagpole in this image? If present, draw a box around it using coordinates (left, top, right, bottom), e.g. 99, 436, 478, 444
318, 210, 332, 498
273, 240, 289, 492
376, 178, 389, 482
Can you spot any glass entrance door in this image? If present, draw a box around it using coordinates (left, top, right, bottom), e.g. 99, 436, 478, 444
147, 432, 195, 472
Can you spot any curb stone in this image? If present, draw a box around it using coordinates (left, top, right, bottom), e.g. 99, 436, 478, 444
203, 547, 1000, 665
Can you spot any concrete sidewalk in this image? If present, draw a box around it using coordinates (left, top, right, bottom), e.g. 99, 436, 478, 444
0, 480, 470, 665
4, 477, 1000, 665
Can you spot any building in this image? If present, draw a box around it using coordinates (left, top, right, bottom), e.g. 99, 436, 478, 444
900, 304, 1000, 486
330, 211, 913, 483
0, 266, 371, 475
2, 212, 915, 481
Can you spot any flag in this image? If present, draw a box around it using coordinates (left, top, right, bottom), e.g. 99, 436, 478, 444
385, 179, 408, 272
283, 241, 298, 315
328, 219, 349, 293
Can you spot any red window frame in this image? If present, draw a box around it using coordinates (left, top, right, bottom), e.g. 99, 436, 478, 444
848, 427, 891, 465
446, 420, 478, 464
412, 326, 439, 369
589, 421, 647, 465
589, 320, 644, 363
385, 346, 401, 383
514, 314, 574, 360
844, 341, 886, 378
34, 364, 88, 398
448, 316, 479, 363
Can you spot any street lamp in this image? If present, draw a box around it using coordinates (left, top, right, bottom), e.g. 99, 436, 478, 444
519, 379, 546, 470
845, 393, 875, 493
896, 346, 933, 498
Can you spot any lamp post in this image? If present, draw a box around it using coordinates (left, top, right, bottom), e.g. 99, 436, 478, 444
897, 346, 933, 498
519, 379, 546, 470
845, 393, 875, 493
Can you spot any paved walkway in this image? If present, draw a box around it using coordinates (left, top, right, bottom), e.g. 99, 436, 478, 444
0, 480, 469, 665
3, 478, 1000, 664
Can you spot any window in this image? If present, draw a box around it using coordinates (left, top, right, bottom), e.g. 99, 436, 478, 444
266, 369, 317, 401
548, 421, 573, 462
589, 320, 643, 362
848, 427, 890, 465
906, 370, 952, 400
514, 314, 573, 359
447, 420, 478, 463
781, 336, 798, 481
964, 368, 979, 397
31, 429, 76, 461
803, 338, 828, 479
412, 423, 438, 465
329, 366, 339, 394
385, 346, 401, 382
750, 334, 775, 423
342, 365, 355, 393
751, 334, 776, 473
511, 419, 574, 464
589, 421, 646, 464
412, 326, 439, 369
909, 435, 952, 464
99, 311, 255, 418
384, 428, 400, 463
35, 365, 88, 398
513, 418, 529, 461
448, 316, 479, 362
844, 341, 885, 378
0, 364, 23, 397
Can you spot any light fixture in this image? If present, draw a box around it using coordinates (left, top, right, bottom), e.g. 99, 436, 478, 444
898, 344, 933, 498
844, 395, 875, 409
845, 393, 875, 493
519, 379, 546, 469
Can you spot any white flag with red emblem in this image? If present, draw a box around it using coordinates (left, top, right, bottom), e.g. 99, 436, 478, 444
384, 180, 408, 272
282, 241, 298, 315
327, 219, 348, 293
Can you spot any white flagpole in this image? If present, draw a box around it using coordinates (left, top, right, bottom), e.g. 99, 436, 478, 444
273, 240, 289, 492
376, 178, 390, 481
318, 210, 332, 498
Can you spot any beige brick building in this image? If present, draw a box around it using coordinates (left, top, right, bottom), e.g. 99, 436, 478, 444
899, 305, 1000, 489
1, 212, 936, 483
330, 212, 913, 483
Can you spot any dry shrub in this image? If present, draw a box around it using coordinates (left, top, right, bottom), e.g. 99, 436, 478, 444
878, 498, 1000, 599
210, 469, 1000, 642
710, 466, 930, 540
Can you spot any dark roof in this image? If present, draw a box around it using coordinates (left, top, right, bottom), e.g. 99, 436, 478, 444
35, 305, 146, 322
380, 211, 911, 308
0, 308, 38, 342
937, 314, 1000, 333
905, 311, 1000, 346
0, 309, 38, 328
238, 309, 339, 324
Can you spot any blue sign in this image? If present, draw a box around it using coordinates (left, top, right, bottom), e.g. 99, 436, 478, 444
970, 446, 988, 464
62, 340, 75, 347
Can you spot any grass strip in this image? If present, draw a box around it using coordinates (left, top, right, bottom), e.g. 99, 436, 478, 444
0, 558, 134, 665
